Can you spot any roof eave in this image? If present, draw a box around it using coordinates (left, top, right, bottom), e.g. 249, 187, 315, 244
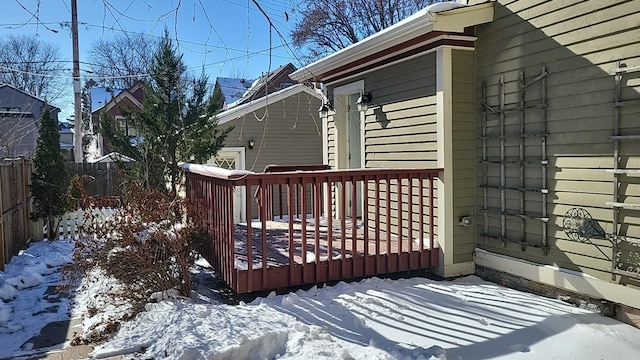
290, 2, 494, 83
0, 84, 62, 111
93, 90, 143, 115
215, 84, 322, 125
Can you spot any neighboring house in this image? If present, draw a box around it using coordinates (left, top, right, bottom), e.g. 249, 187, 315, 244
58, 121, 74, 162
90, 86, 124, 114
210, 80, 324, 222
91, 82, 144, 157
230, 63, 297, 106
289, 0, 640, 318
0, 84, 62, 159
213, 63, 298, 110
214, 77, 254, 110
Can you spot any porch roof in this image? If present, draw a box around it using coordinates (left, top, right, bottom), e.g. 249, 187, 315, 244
289, 1, 494, 84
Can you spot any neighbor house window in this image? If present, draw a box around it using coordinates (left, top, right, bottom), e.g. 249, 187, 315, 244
115, 115, 138, 137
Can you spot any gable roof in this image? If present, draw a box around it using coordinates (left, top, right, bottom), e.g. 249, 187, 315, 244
290, 1, 494, 83
215, 77, 255, 107
0, 84, 61, 112
91, 82, 144, 115
91, 87, 124, 112
231, 63, 297, 107
215, 83, 322, 125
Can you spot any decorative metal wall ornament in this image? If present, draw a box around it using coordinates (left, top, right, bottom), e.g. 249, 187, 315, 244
562, 208, 606, 242
615, 236, 640, 276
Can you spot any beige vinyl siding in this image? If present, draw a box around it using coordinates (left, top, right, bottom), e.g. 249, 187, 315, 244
365, 54, 437, 244
363, 54, 438, 169
222, 92, 323, 216
452, 49, 476, 264
475, 0, 640, 282
223, 91, 323, 172
327, 53, 438, 169
327, 115, 336, 168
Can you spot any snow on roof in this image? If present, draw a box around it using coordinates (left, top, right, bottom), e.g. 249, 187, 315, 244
290, 1, 494, 82
216, 83, 322, 125
91, 87, 124, 112
216, 77, 254, 107
229, 64, 296, 107
90, 152, 135, 163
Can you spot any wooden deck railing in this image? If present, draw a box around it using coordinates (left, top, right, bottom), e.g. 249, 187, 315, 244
185, 164, 442, 293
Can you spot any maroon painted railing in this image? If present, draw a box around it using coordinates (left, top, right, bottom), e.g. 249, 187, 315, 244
185, 164, 441, 293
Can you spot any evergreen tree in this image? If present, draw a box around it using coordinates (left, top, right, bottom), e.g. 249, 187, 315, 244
81, 79, 97, 158
178, 74, 229, 163
30, 105, 69, 239
100, 29, 231, 194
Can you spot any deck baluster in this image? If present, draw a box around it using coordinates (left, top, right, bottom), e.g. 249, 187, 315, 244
184, 166, 442, 293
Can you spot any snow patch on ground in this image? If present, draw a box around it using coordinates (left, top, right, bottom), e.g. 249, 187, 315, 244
2, 238, 640, 359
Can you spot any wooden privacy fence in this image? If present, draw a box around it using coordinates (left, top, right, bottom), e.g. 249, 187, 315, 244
67, 162, 125, 197
185, 165, 441, 294
1, 158, 120, 270
0, 158, 39, 270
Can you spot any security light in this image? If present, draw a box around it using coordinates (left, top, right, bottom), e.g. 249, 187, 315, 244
356, 92, 372, 112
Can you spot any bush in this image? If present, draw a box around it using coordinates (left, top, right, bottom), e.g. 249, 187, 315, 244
63, 182, 205, 314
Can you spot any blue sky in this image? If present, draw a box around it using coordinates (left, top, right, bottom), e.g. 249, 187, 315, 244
2, 0, 300, 118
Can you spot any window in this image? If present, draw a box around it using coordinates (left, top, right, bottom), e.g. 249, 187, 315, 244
115, 115, 138, 137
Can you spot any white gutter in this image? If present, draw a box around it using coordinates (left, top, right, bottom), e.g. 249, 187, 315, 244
290, 1, 494, 83
215, 83, 322, 125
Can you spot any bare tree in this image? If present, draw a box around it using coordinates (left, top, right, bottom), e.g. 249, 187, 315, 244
0, 35, 67, 102
291, 0, 436, 61
0, 114, 38, 159
88, 32, 157, 89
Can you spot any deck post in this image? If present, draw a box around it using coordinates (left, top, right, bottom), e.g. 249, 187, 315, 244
288, 177, 295, 287
314, 177, 321, 283
260, 178, 268, 290
363, 178, 369, 275
386, 175, 392, 272
246, 181, 253, 292
301, 177, 308, 281
351, 176, 357, 277
436, 46, 454, 277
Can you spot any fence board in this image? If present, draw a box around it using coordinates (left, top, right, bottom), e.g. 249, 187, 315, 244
1, 158, 123, 270
0, 158, 37, 270
67, 162, 125, 197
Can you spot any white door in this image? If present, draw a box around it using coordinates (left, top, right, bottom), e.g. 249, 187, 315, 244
208, 147, 246, 223
334, 81, 365, 219
347, 93, 363, 217
347, 93, 362, 170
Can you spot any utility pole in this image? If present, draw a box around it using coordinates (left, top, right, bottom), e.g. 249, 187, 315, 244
71, 0, 83, 163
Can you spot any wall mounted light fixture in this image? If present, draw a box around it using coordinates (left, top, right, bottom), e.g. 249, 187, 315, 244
248, 139, 255, 149
318, 101, 333, 118
356, 92, 372, 112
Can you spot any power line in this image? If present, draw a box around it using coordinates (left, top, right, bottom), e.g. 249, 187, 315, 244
14, 0, 59, 33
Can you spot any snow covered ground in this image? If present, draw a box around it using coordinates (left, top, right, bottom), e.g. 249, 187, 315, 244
1, 238, 640, 359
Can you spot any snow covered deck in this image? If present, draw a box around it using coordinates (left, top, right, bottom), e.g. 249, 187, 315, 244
184, 165, 441, 293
